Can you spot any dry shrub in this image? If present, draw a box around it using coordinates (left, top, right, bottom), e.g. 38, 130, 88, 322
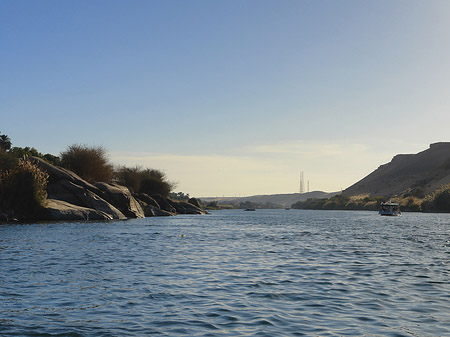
0, 159, 49, 216
60, 144, 113, 183
114, 166, 176, 197
422, 184, 450, 212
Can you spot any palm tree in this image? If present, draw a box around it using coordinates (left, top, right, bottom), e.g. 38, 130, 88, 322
0, 134, 12, 151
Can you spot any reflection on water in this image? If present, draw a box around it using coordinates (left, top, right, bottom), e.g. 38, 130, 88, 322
1, 210, 449, 336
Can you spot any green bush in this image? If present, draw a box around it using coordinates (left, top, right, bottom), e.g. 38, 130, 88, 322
114, 166, 176, 198
60, 144, 113, 183
0, 159, 49, 216
9, 146, 61, 166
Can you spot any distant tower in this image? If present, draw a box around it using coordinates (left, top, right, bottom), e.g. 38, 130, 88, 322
307, 180, 310, 193
299, 171, 304, 194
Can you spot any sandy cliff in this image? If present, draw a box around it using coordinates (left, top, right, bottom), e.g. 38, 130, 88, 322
342, 142, 450, 197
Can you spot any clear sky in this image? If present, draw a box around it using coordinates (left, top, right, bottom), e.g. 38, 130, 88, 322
2, 0, 450, 197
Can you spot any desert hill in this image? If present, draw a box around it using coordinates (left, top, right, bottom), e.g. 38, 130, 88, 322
343, 142, 450, 198
206, 191, 339, 207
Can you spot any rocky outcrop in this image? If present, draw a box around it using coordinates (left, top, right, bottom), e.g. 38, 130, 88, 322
167, 199, 205, 215
136, 199, 174, 217
45, 199, 114, 221
47, 179, 126, 220
30, 157, 126, 220
151, 194, 177, 214
0, 209, 7, 221
95, 182, 145, 218
135, 193, 161, 209
17, 157, 206, 221
188, 197, 202, 208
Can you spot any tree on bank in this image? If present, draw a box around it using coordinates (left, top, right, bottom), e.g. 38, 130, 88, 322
59, 144, 177, 197
114, 165, 176, 198
0, 134, 12, 151
60, 144, 114, 183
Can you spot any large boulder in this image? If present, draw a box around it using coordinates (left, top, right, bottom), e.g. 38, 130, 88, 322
95, 182, 145, 218
29, 157, 126, 220
188, 197, 202, 209
134, 193, 161, 209
28, 157, 100, 194
151, 194, 177, 214
44, 199, 114, 221
167, 199, 206, 215
136, 199, 174, 217
48, 180, 126, 220
0, 209, 7, 221
178, 201, 206, 214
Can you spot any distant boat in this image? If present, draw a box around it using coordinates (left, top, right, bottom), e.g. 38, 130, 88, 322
244, 208, 256, 211
379, 201, 401, 216
285, 207, 291, 210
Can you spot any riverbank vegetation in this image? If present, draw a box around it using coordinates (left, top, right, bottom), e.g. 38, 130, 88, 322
114, 165, 176, 198
0, 133, 179, 218
0, 159, 49, 218
291, 186, 450, 213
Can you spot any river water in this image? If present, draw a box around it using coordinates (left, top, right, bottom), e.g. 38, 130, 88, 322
1, 210, 449, 336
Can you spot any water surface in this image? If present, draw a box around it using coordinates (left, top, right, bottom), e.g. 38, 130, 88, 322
1, 210, 449, 336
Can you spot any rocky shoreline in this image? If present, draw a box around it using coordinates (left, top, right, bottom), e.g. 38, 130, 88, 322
0, 157, 206, 222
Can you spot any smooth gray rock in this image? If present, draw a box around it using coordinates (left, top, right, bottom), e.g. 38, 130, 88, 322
137, 199, 174, 217
188, 197, 202, 209
135, 193, 161, 209
28, 157, 100, 194
29, 157, 126, 220
167, 199, 205, 215
95, 182, 145, 218
47, 180, 126, 220
44, 199, 113, 221
151, 194, 177, 214
178, 201, 206, 215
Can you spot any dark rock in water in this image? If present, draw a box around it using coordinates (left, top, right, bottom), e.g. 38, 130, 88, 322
136, 199, 174, 217
151, 194, 177, 214
153, 208, 174, 216
95, 182, 145, 218
135, 198, 156, 217
45, 199, 114, 221
167, 199, 205, 215
188, 197, 202, 209
134, 193, 161, 209
178, 201, 205, 214
0, 209, 7, 221
167, 199, 186, 214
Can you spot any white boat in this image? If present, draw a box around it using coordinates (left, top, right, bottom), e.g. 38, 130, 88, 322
379, 201, 401, 216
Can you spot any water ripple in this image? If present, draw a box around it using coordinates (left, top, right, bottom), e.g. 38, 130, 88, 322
1, 210, 449, 336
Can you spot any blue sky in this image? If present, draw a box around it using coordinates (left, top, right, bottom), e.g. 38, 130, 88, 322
2, 0, 450, 196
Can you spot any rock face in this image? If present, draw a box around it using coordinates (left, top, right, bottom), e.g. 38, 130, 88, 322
0, 209, 7, 221
188, 197, 202, 208
167, 199, 205, 215
29, 157, 126, 220
151, 194, 177, 214
9, 156, 206, 222
47, 179, 126, 220
45, 199, 114, 221
95, 182, 145, 219
343, 142, 450, 197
